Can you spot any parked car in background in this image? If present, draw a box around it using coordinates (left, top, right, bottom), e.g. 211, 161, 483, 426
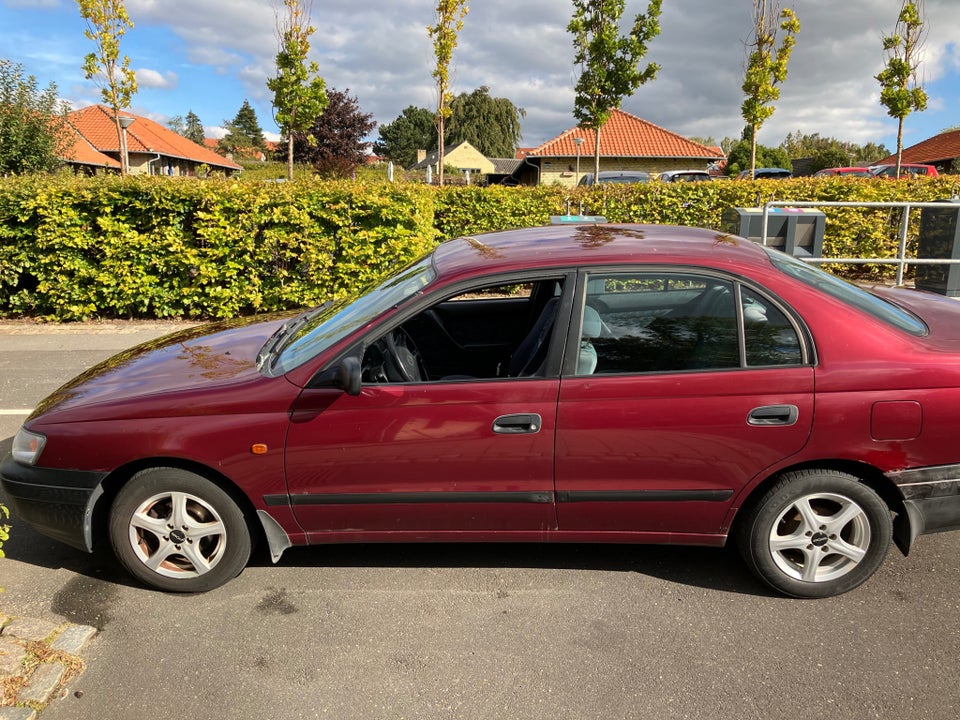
735, 168, 793, 180
812, 167, 874, 178
657, 169, 712, 182
578, 171, 650, 186
870, 163, 939, 178
6, 222, 960, 598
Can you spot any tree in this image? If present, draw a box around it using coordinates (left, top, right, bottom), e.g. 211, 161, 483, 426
741, 1, 800, 178
427, 0, 468, 186
267, 0, 328, 180
293, 87, 376, 178
166, 114, 185, 135
168, 111, 205, 146
876, 1, 927, 178
725, 129, 790, 176
810, 148, 852, 173
77, 0, 138, 176
374, 105, 437, 167
778, 130, 890, 167
568, 0, 662, 179
447, 86, 525, 158
688, 136, 718, 148
0, 59, 71, 175
184, 110, 205, 145
218, 100, 266, 158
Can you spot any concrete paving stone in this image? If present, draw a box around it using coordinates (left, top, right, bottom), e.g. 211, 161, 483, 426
17, 662, 65, 704
50, 625, 97, 655
0, 637, 27, 677
1, 619, 59, 643
0, 707, 37, 720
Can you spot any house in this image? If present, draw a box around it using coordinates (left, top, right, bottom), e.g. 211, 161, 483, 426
408, 141, 495, 178
66, 105, 242, 176
876, 129, 960, 173
62, 125, 121, 174
517, 108, 726, 187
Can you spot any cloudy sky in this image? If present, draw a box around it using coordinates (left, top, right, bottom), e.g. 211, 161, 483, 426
2, 0, 959, 152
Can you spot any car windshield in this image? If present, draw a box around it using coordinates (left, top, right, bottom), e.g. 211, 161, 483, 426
271, 255, 437, 374
764, 248, 927, 336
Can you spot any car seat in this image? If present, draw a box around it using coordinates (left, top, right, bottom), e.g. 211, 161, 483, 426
578, 305, 602, 374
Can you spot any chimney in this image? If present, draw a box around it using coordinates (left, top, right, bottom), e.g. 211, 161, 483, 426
416, 149, 427, 163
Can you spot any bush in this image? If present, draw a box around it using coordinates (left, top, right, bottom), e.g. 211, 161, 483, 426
1, 174, 957, 320
0, 176, 437, 320
0, 502, 9, 558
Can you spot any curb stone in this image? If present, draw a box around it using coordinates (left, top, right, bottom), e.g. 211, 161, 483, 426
0, 614, 97, 717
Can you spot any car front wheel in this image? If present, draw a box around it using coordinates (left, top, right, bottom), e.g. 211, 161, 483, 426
109, 467, 251, 592
738, 469, 892, 598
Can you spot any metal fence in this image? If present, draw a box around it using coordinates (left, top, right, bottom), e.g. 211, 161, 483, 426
761, 200, 960, 286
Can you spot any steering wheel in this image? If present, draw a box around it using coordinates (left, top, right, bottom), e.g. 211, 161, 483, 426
382, 329, 423, 382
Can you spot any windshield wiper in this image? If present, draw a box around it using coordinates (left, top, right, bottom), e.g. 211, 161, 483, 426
256, 302, 332, 373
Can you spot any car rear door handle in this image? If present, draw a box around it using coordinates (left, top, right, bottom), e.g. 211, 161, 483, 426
748, 405, 799, 426
492, 413, 542, 434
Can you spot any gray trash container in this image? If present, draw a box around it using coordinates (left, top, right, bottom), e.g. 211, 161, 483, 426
916, 199, 960, 297
721, 207, 825, 258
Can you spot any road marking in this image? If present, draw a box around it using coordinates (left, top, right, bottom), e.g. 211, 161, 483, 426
0, 409, 33, 416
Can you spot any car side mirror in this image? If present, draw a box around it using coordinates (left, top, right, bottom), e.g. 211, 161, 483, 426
307, 356, 362, 395
337, 356, 362, 396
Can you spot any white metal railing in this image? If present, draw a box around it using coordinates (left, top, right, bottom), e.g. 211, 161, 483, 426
761, 199, 960, 286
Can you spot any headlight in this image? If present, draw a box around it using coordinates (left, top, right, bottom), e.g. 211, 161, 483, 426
12, 428, 47, 466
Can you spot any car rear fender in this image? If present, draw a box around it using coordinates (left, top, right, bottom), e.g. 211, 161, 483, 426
726, 458, 909, 554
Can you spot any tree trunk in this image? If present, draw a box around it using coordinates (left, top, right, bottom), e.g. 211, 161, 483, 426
593, 126, 602, 179
115, 114, 127, 177
437, 116, 445, 186
750, 126, 757, 179
895, 117, 905, 179
287, 136, 294, 181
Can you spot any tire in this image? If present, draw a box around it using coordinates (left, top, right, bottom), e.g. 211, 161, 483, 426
109, 467, 251, 593
737, 469, 892, 598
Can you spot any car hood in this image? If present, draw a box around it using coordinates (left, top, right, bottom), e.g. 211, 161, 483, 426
29, 313, 295, 423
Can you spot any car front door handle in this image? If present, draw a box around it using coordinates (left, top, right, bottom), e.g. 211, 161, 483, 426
748, 405, 799, 426
492, 413, 542, 434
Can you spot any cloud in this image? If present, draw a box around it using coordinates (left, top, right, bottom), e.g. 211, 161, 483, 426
71, 0, 960, 147
136, 68, 178, 90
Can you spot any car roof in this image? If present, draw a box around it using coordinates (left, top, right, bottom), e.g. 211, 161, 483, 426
660, 170, 710, 178
431, 224, 771, 282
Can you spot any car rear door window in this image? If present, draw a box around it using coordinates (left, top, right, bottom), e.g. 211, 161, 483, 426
576, 272, 804, 375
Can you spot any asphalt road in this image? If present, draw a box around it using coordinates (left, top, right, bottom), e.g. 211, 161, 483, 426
1, 322, 960, 720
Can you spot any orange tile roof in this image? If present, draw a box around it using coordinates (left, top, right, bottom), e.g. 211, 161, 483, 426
67, 105, 242, 171
529, 108, 724, 160
63, 124, 121, 169
877, 129, 960, 165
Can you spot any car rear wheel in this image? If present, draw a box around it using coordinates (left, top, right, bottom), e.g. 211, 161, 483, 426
109, 467, 251, 592
738, 469, 892, 598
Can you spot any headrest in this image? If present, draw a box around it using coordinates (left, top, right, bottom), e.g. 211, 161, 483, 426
582, 305, 602, 338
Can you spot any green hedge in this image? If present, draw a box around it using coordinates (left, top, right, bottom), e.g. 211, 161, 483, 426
1, 174, 958, 320
0, 177, 437, 319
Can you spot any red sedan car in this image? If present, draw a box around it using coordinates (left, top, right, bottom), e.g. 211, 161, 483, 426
4, 224, 960, 598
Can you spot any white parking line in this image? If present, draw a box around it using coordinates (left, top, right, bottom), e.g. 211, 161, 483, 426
0, 409, 33, 416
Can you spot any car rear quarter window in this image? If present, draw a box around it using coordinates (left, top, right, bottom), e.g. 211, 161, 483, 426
764, 248, 927, 336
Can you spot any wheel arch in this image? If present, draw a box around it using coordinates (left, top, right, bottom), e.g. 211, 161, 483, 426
91, 457, 265, 553
728, 458, 906, 546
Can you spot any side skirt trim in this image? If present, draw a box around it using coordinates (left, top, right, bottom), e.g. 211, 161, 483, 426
264, 489, 733, 507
